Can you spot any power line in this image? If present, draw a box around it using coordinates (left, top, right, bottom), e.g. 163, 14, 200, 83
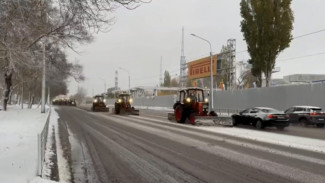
293, 28, 325, 39
132, 29, 325, 84
235, 28, 325, 55
277, 51, 325, 62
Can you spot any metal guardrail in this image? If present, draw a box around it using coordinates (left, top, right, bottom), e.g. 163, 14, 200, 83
38, 106, 51, 177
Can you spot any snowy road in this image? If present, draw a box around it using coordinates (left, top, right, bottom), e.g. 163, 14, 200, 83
56, 106, 325, 183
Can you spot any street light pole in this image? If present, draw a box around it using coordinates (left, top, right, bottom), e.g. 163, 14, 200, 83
119, 67, 130, 93
190, 33, 214, 112
41, 42, 46, 113
99, 78, 107, 93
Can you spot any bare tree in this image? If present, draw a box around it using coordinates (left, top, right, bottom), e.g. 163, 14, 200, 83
0, 0, 149, 110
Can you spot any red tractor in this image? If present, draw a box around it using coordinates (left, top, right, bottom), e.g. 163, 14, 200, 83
114, 93, 139, 115
168, 87, 219, 125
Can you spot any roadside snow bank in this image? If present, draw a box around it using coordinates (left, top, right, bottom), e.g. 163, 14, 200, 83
0, 106, 48, 183
29, 176, 57, 183
200, 127, 325, 153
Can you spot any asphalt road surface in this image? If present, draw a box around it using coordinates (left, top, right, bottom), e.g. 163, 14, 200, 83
56, 106, 325, 183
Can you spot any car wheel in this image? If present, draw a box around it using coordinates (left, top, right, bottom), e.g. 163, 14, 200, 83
232, 117, 237, 126
175, 105, 186, 123
255, 119, 264, 129
299, 118, 308, 127
316, 124, 324, 128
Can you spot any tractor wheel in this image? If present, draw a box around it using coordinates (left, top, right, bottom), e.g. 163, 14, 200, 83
255, 119, 264, 129
175, 105, 186, 123
189, 113, 196, 125
115, 107, 120, 114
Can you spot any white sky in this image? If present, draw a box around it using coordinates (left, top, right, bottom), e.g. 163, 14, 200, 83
67, 0, 325, 95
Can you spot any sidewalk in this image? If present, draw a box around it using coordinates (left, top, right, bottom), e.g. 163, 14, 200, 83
0, 105, 49, 183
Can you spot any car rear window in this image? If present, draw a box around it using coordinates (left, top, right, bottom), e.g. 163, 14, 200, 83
260, 108, 279, 113
309, 108, 322, 112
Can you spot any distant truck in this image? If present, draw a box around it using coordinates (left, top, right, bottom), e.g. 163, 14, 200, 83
284, 106, 325, 128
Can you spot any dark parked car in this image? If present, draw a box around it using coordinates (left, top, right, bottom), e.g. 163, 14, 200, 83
232, 107, 289, 130
284, 106, 325, 128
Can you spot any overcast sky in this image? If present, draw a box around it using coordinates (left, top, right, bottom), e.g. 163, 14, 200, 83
67, 0, 325, 95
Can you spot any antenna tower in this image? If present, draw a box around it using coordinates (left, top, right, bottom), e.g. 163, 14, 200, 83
180, 27, 187, 87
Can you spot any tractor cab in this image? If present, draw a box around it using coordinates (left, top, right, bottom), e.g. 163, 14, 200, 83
175, 88, 210, 116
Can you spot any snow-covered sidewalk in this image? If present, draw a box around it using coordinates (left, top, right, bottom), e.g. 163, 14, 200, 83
0, 106, 49, 183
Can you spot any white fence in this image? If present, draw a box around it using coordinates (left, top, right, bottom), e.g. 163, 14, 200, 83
108, 83, 325, 112
38, 107, 51, 176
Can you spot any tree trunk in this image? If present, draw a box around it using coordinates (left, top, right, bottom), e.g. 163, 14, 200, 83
3, 71, 13, 111
30, 96, 35, 109
265, 71, 272, 87
28, 92, 31, 109
21, 81, 24, 109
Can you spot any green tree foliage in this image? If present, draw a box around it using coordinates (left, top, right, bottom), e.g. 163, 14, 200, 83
163, 70, 171, 87
171, 78, 179, 87
240, 0, 294, 87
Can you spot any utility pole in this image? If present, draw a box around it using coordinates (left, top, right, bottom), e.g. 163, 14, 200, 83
180, 27, 187, 88
190, 33, 214, 112
159, 56, 163, 87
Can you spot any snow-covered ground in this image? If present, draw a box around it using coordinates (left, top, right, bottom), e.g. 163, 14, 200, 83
0, 105, 49, 183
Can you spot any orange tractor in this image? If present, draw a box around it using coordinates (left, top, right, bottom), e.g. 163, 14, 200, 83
168, 87, 232, 126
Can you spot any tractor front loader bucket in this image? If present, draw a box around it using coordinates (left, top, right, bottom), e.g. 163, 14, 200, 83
130, 109, 140, 115
194, 116, 233, 126
118, 108, 140, 115
167, 113, 233, 126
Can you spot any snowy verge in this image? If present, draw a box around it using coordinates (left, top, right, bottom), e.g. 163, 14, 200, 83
49, 108, 72, 183
0, 106, 48, 183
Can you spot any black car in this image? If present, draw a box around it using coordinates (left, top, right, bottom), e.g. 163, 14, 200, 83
232, 107, 289, 130
284, 106, 325, 128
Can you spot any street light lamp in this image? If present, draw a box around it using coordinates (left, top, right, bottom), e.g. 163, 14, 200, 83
119, 67, 130, 93
190, 33, 214, 112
